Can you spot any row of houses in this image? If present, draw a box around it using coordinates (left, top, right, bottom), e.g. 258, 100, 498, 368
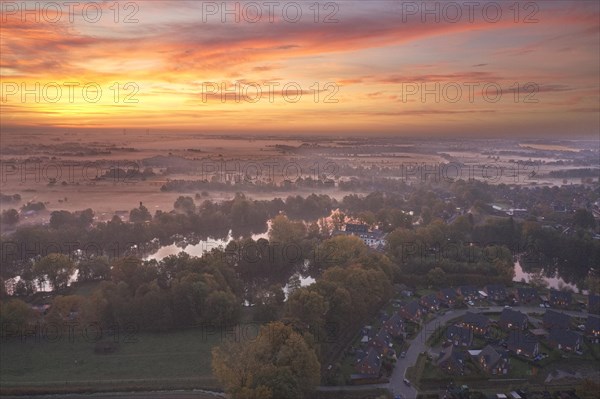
403, 282, 600, 313
436, 309, 600, 375
481, 284, 581, 310
396, 285, 591, 325
352, 312, 405, 382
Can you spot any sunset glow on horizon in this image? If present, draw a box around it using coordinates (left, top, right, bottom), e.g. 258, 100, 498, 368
1, 0, 599, 136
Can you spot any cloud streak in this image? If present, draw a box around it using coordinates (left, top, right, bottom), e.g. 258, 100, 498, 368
1, 0, 598, 136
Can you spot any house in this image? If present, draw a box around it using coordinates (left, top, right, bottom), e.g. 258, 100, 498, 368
355, 347, 382, 377
516, 287, 537, 303
507, 330, 539, 358
460, 312, 490, 335
420, 294, 440, 311
378, 311, 390, 324
542, 310, 572, 331
457, 285, 479, 300
498, 309, 529, 331
477, 345, 510, 375
383, 313, 405, 338
437, 345, 465, 375
547, 329, 583, 352
445, 325, 473, 347
584, 315, 600, 343
589, 294, 600, 315
369, 328, 393, 353
438, 288, 458, 306
340, 224, 386, 248
549, 289, 572, 308
485, 284, 507, 302
399, 301, 423, 323
362, 230, 386, 248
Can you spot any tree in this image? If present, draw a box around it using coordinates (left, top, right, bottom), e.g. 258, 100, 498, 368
78, 256, 111, 282
1, 209, 19, 225
313, 235, 370, 272
287, 274, 302, 296
321, 265, 391, 324
212, 321, 320, 399
111, 256, 157, 293
385, 209, 413, 231
0, 299, 36, 333
47, 295, 85, 323
420, 206, 432, 225
78, 208, 94, 227
426, 267, 446, 287
130, 203, 151, 223
584, 275, 600, 294
254, 368, 302, 399
451, 215, 472, 238
285, 288, 327, 330
49, 210, 75, 229
269, 215, 306, 244
174, 196, 196, 214
254, 285, 285, 322
33, 253, 76, 291
357, 211, 376, 226
205, 290, 240, 326
573, 209, 596, 229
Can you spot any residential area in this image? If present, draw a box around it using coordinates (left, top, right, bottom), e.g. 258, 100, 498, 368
333, 282, 600, 399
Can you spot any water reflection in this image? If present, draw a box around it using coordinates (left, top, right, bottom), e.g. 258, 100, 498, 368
513, 260, 580, 292
145, 228, 270, 261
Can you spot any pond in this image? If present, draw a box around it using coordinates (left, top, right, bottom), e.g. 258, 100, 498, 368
513, 260, 581, 293
144, 228, 269, 261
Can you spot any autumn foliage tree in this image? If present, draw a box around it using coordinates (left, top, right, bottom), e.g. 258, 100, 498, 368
212, 321, 320, 399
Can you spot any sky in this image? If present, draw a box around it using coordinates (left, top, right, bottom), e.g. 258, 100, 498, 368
1, 0, 599, 137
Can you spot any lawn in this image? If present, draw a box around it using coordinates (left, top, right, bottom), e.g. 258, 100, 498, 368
508, 355, 538, 378
405, 353, 426, 385
426, 325, 445, 347
337, 353, 356, 385
0, 323, 247, 394
586, 341, 600, 360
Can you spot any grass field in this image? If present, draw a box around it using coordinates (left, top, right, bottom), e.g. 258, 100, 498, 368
0, 324, 238, 394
